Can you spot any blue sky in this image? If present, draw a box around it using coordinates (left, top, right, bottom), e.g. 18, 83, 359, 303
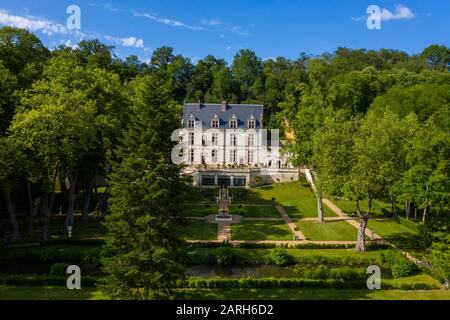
0, 0, 448, 63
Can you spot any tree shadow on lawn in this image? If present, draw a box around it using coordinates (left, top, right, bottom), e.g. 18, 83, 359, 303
179, 288, 388, 300
381, 232, 426, 256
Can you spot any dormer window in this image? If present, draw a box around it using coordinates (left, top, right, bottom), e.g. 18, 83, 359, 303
211, 114, 219, 128
188, 114, 195, 128
248, 115, 256, 129
229, 114, 237, 128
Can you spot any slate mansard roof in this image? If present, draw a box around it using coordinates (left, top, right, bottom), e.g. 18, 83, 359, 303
182, 103, 264, 129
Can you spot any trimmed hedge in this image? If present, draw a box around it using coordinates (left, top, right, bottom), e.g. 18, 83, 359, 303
180, 277, 437, 290
182, 278, 368, 289
0, 246, 100, 262
394, 215, 421, 233
48, 239, 105, 246
0, 274, 98, 286
188, 242, 389, 250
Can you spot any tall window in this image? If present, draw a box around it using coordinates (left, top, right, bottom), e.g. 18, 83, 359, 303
202, 135, 206, 146
247, 150, 254, 164
212, 149, 218, 162
212, 133, 218, 145
189, 132, 195, 145
229, 150, 236, 163
247, 134, 254, 146
230, 133, 237, 146
189, 149, 194, 162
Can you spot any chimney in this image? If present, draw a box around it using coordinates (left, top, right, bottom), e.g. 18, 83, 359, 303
221, 101, 227, 112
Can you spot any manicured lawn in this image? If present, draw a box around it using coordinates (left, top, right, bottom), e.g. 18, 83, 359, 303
2, 285, 449, 300
366, 219, 422, 255
182, 205, 217, 217
0, 285, 107, 300
50, 218, 107, 241
250, 183, 337, 218
295, 220, 359, 241
231, 221, 293, 240
330, 197, 405, 218
181, 220, 217, 240
229, 205, 280, 218
181, 288, 450, 300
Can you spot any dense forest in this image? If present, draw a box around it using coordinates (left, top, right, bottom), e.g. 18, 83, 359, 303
0, 26, 449, 297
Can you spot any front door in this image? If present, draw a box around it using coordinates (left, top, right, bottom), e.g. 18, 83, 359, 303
218, 176, 231, 187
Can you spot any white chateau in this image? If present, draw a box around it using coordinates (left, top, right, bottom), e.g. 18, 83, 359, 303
179, 101, 297, 188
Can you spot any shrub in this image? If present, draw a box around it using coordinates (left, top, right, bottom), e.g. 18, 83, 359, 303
379, 250, 417, 278
391, 259, 417, 278
214, 247, 234, 266
270, 248, 292, 266
304, 265, 330, 279
254, 176, 262, 187
49, 262, 69, 275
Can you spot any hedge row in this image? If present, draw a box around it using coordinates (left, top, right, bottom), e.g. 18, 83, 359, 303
182, 278, 368, 289
188, 242, 389, 250
0, 274, 437, 290
394, 216, 421, 233
49, 239, 105, 246
0, 246, 100, 262
180, 277, 437, 290
0, 274, 98, 286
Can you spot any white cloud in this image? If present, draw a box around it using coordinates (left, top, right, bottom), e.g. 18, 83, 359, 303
134, 11, 203, 31
201, 19, 221, 26
230, 26, 251, 36
381, 4, 415, 21
352, 4, 416, 23
226, 46, 232, 51
104, 35, 146, 48
120, 36, 145, 48
0, 9, 68, 35
104, 3, 119, 12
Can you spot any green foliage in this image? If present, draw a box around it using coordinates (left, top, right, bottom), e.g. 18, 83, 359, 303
270, 248, 292, 266
379, 250, 418, 278
100, 73, 188, 300
214, 247, 235, 266
49, 262, 69, 275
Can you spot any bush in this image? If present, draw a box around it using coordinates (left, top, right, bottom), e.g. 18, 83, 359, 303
379, 250, 417, 278
391, 259, 417, 279
254, 176, 262, 187
270, 248, 292, 266
49, 262, 69, 275
304, 265, 330, 279
214, 247, 234, 266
